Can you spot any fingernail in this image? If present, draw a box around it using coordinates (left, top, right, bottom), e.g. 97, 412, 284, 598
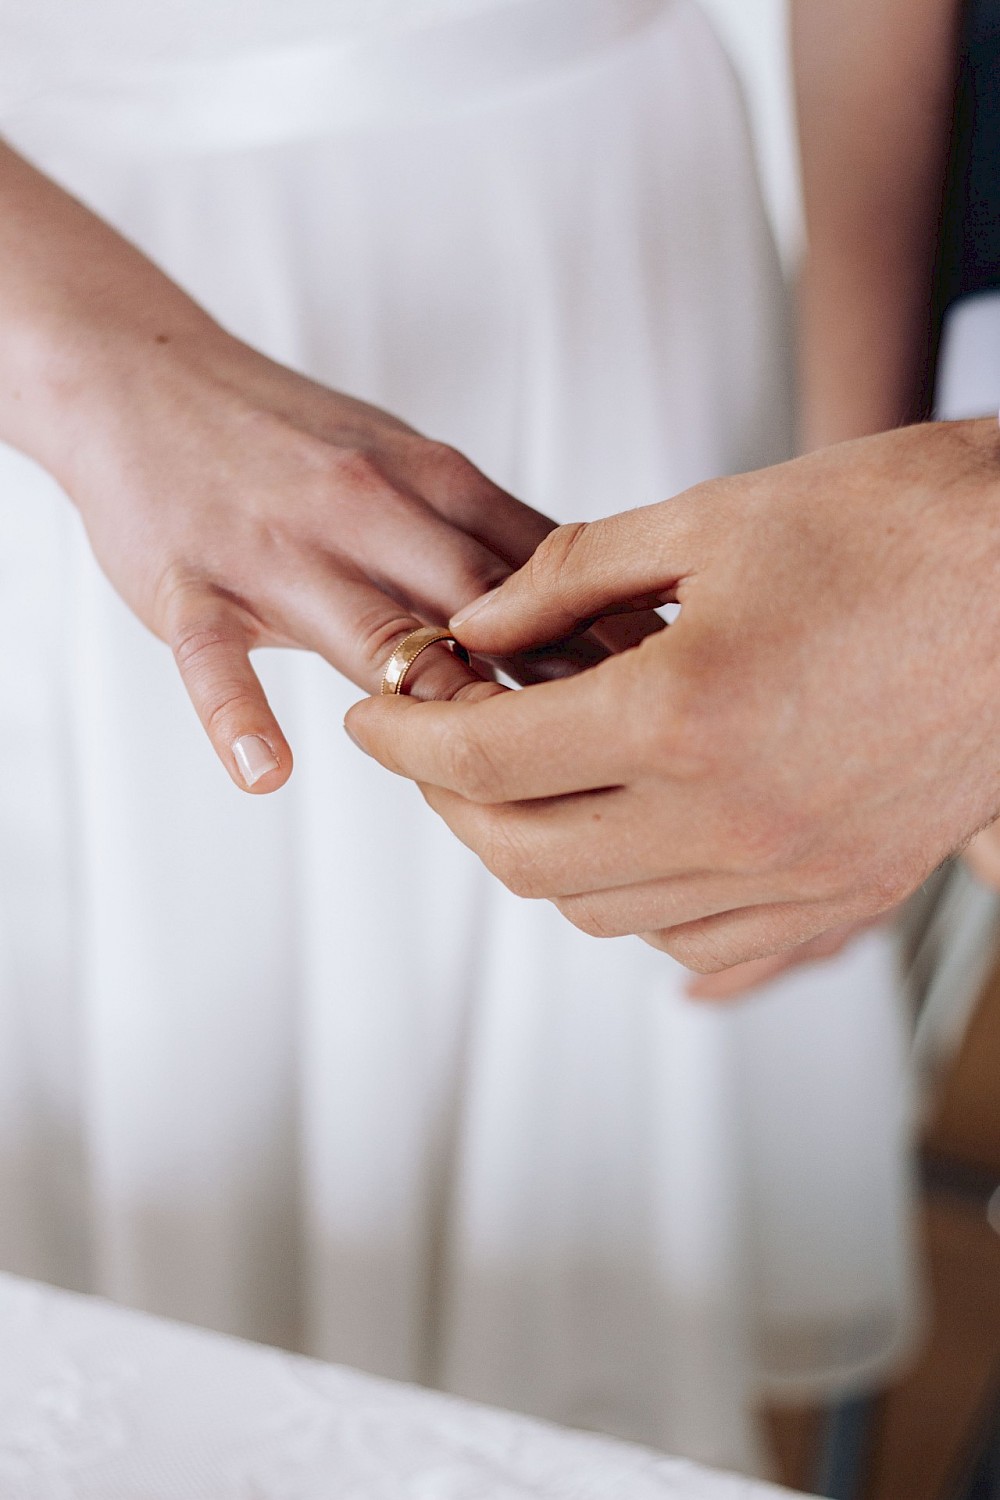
450, 587, 500, 631
343, 721, 368, 754
233, 734, 279, 787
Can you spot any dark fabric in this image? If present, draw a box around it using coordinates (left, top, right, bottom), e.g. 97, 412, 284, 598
938, 0, 1000, 310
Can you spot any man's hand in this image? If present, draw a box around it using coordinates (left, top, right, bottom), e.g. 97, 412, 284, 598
684, 918, 883, 999
346, 420, 1000, 972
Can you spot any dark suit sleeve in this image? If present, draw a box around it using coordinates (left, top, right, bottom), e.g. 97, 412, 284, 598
938, 0, 1000, 310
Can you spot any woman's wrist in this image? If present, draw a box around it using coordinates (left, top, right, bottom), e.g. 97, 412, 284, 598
4, 280, 232, 493
0, 139, 231, 488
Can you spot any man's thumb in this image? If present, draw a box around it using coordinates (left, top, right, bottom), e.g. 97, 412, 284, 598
449, 506, 689, 655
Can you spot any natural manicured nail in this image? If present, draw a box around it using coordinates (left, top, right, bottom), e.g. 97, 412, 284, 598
233, 734, 278, 787
450, 587, 500, 631
343, 720, 368, 754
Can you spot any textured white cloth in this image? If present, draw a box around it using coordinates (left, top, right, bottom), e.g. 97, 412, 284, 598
0, 1274, 811, 1499
0, 0, 918, 1479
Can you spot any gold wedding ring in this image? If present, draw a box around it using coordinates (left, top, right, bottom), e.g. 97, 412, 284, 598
380, 626, 471, 696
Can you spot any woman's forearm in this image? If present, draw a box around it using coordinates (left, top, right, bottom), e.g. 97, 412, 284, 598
792, 0, 962, 449
0, 140, 222, 484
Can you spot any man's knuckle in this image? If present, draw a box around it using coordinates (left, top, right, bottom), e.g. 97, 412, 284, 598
625, 656, 715, 777
865, 858, 927, 914
441, 726, 503, 802
653, 933, 707, 971
501, 868, 539, 900
557, 895, 616, 940
481, 820, 544, 898
526, 521, 590, 595
668, 943, 732, 975
653, 923, 747, 974
740, 809, 807, 876
632, 693, 687, 771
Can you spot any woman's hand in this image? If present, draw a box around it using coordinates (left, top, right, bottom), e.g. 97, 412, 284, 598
66, 330, 558, 791
0, 140, 567, 792
345, 421, 1000, 972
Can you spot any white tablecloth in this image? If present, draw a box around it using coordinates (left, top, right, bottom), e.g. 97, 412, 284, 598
0, 1275, 813, 1498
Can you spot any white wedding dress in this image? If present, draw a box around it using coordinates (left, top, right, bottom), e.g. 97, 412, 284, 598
0, 0, 918, 1476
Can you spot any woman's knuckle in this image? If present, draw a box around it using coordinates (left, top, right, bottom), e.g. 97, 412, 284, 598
204, 689, 252, 738
424, 439, 473, 479
445, 546, 509, 607
355, 612, 423, 676
153, 563, 202, 636
460, 556, 510, 600
171, 619, 231, 675
330, 445, 382, 493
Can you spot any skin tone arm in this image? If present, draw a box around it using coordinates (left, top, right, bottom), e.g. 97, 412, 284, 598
0, 139, 569, 791
794, 0, 962, 449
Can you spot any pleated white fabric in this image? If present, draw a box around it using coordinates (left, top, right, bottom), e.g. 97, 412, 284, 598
0, 0, 919, 1476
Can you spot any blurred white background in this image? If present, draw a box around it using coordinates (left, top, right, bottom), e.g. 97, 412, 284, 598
698, 0, 801, 266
